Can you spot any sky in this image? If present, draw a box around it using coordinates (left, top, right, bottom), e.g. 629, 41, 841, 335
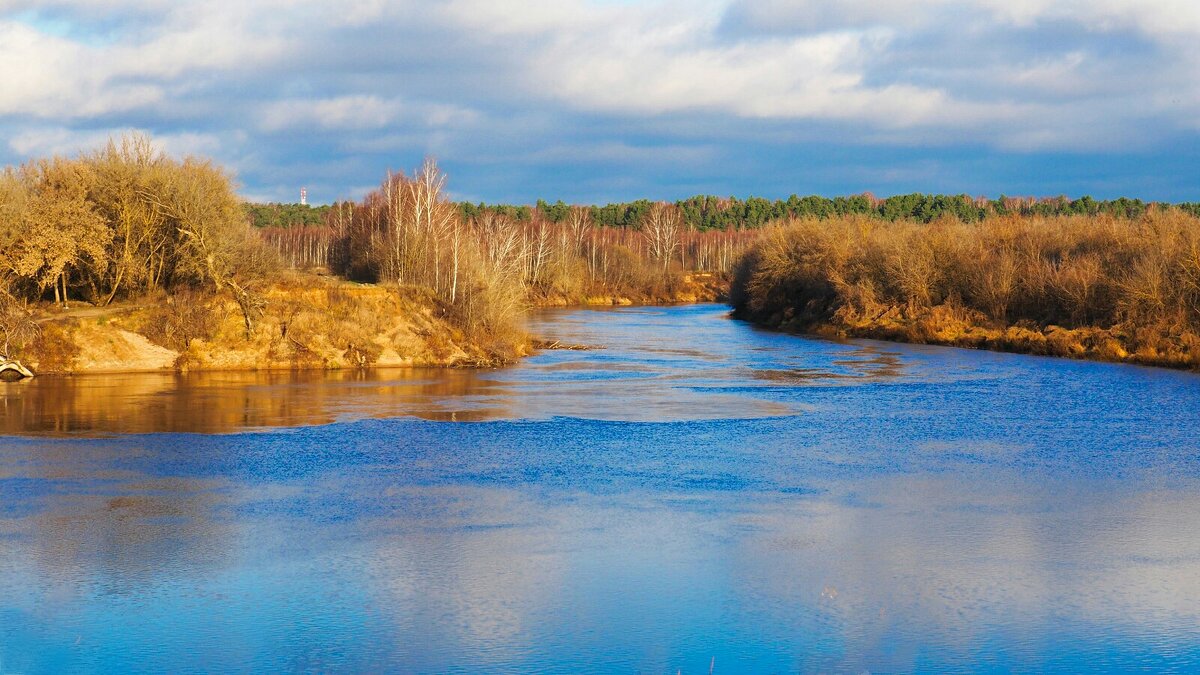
1, 0, 1197, 204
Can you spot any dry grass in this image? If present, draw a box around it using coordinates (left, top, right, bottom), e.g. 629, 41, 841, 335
270, 170, 748, 317
172, 276, 529, 371
732, 210, 1200, 369
24, 322, 80, 372
136, 288, 221, 352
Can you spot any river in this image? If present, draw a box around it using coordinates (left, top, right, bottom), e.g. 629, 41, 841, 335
2, 304, 1199, 673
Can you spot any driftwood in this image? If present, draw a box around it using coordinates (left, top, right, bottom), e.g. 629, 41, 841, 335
0, 359, 34, 381
532, 339, 606, 351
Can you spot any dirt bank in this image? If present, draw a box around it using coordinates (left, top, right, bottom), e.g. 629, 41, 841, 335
20, 275, 530, 375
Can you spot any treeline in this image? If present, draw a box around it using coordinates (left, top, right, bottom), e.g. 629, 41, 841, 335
257, 194, 1196, 234
245, 202, 332, 228
731, 212, 1200, 369
451, 194, 1193, 231
263, 163, 749, 334
0, 134, 277, 356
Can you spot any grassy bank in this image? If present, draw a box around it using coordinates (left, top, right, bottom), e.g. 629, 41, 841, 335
731, 212, 1200, 370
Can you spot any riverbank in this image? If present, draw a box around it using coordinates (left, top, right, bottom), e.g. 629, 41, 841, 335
18, 275, 531, 375
730, 214, 1200, 372
13, 271, 727, 376
747, 304, 1200, 371
530, 272, 727, 308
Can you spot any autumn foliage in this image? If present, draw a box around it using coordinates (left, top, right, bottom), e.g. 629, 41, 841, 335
0, 134, 278, 352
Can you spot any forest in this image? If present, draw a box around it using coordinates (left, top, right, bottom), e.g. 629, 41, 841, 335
245, 202, 332, 229
453, 194, 1193, 231
260, 167, 748, 311
261, 159, 740, 340
251, 195, 1197, 234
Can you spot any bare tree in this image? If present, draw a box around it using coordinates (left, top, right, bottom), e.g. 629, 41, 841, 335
0, 289, 38, 359
139, 156, 276, 337
89, 134, 167, 304
641, 202, 682, 276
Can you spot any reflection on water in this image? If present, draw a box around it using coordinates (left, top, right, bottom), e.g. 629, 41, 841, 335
2, 305, 899, 435
0, 368, 503, 434
2, 304, 1200, 672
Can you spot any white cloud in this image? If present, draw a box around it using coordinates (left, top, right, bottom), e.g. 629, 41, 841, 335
5, 0, 1197, 142
7, 126, 226, 160
261, 96, 404, 132
726, 0, 1200, 38
0, 4, 282, 119
0, 21, 158, 118
259, 96, 478, 133
431, 0, 1199, 149
1, 0, 1197, 199
7, 127, 118, 156
976, 0, 1200, 36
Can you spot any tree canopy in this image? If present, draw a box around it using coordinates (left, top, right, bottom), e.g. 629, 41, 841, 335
0, 133, 276, 318
448, 192, 1180, 231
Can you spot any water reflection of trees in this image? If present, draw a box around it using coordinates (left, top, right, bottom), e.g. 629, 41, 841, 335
0, 368, 507, 435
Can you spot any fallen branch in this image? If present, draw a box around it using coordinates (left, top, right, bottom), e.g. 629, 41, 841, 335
0, 359, 34, 380
532, 339, 606, 351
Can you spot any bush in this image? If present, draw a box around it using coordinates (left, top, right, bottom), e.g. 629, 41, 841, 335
138, 289, 221, 352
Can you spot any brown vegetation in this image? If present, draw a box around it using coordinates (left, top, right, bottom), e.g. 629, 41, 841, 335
8, 134, 1195, 377
261, 163, 752, 313
0, 139, 534, 373
731, 211, 1200, 370
0, 134, 280, 358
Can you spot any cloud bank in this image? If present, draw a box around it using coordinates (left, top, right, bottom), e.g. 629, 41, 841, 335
1, 0, 1197, 202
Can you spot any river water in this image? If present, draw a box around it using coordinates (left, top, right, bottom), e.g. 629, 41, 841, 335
2, 304, 1199, 673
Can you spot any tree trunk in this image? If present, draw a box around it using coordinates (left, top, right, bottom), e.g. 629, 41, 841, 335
451, 223, 459, 303
103, 268, 125, 306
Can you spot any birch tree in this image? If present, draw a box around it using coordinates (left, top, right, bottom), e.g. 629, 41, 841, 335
641, 201, 682, 276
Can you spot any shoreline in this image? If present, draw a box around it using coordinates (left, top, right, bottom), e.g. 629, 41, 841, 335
736, 311, 1200, 373
16, 300, 1199, 377
14, 300, 1198, 378
10, 284, 726, 378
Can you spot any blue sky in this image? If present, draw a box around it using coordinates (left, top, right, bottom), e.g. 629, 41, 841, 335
1, 0, 1197, 204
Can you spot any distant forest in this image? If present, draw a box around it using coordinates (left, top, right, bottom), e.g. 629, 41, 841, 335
247, 195, 1200, 230
244, 202, 334, 229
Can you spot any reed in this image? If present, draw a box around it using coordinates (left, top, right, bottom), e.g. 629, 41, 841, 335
731, 210, 1200, 369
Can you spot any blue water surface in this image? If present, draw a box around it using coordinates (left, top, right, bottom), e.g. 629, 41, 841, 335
2, 304, 1199, 673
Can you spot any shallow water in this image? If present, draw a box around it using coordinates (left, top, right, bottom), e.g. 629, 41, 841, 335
2, 304, 1199, 673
